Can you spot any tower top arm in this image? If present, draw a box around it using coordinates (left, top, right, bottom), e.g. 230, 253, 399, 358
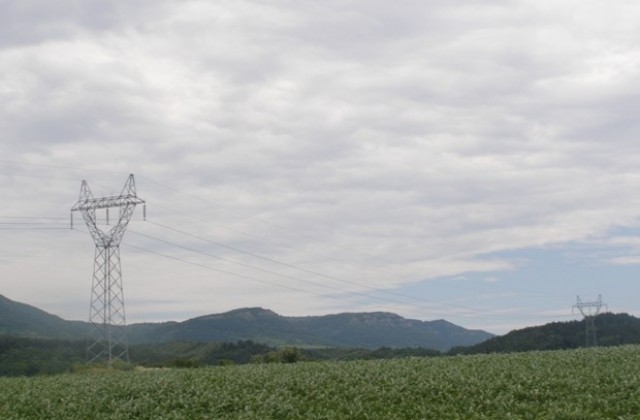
70, 174, 146, 247
72, 194, 145, 212
71, 174, 144, 212
573, 294, 606, 318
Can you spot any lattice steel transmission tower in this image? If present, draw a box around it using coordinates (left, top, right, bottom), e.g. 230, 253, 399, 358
71, 174, 145, 364
572, 295, 607, 347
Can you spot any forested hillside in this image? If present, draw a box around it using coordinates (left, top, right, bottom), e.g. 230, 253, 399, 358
0, 295, 86, 339
0, 294, 492, 350
131, 308, 492, 350
451, 313, 640, 354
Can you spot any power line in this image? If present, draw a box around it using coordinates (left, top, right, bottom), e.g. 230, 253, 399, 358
0, 210, 562, 313
147, 202, 560, 306
162, 216, 554, 316
0, 227, 69, 230
0, 217, 70, 229
144, 220, 466, 311
126, 240, 504, 320
128, 228, 437, 311
0, 223, 560, 321
74, 225, 572, 322
138, 174, 562, 305
150, 201, 370, 270
72, 226, 338, 302
134, 220, 551, 320
137, 175, 404, 266
0, 216, 68, 220
125, 243, 341, 301
0, 222, 68, 225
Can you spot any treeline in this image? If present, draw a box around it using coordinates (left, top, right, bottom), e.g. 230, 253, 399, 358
252, 346, 441, 364
450, 312, 640, 354
4, 312, 640, 376
0, 336, 85, 376
129, 340, 275, 367
0, 336, 443, 376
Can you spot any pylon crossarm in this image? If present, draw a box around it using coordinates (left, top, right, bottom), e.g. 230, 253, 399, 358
72, 175, 143, 212
577, 300, 603, 308
72, 195, 145, 212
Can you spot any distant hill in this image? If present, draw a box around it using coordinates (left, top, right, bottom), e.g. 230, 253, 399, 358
451, 313, 640, 354
127, 307, 493, 351
0, 294, 492, 350
0, 294, 87, 339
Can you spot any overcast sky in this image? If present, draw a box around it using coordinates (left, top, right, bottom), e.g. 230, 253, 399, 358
2, 0, 640, 334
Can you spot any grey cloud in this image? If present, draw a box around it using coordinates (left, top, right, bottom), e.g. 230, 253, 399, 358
0, 0, 177, 47
3, 0, 640, 330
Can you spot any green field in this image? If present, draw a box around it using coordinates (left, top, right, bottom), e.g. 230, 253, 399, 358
1, 346, 639, 419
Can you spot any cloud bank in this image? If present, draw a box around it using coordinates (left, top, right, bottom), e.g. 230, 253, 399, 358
2, 0, 640, 332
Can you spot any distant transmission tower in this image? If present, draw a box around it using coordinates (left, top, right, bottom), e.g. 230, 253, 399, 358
71, 174, 145, 364
572, 295, 607, 347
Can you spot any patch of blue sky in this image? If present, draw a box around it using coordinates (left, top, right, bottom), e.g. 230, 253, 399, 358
390, 241, 640, 333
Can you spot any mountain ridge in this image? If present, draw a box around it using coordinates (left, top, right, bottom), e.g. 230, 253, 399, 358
127, 306, 493, 350
0, 294, 493, 351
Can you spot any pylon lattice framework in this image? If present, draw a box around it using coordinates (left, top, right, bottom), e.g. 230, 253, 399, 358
572, 294, 607, 348
71, 174, 145, 364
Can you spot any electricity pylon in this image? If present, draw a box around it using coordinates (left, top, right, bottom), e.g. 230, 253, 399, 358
71, 174, 145, 364
572, 295, 606, 347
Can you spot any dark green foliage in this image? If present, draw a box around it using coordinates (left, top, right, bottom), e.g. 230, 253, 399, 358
204, 340, 275, 365
129, 340, 275, 367
165, 358, 202, 368
7, 311, 640, 376
0, 337, 277, 376
451, 312, 640, 355
0, 335, 85, 376
280, 346, 301, 363
252, 346, 303, 364
127, 341, 208, 366
369, 346, 441, 359
0, 295, 87, 340
70, 360, 135, 373
592, 312, 640, 346
302, 346, 441, 361
0, 334, 445, 376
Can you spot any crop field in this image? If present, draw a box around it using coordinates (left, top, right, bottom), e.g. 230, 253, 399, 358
1, 345, 639, 419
